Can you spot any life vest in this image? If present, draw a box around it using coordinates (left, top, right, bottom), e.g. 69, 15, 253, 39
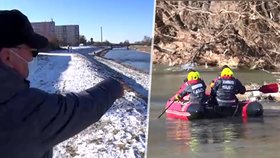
180, 79, 207, 104
215, 77, 238, 106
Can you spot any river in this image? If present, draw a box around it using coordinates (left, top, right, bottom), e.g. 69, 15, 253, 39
147, 65, 280, 158
104, 48, 151, 73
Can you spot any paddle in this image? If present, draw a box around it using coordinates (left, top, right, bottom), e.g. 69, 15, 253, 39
157, 100, 176, 119
246, 83, 279, 93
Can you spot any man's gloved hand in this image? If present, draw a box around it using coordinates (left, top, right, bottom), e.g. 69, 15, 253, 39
174, 95, 181, 101
117, 81, 125, 98
210, 81, 215, 88
108, 77, 124, 98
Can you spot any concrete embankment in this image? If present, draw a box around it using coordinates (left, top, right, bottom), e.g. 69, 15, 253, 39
89, 48, 111, 57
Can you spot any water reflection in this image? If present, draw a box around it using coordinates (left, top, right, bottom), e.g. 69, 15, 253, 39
165, 117, 265, 157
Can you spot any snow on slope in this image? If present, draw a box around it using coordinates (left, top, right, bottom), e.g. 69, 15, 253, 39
28, 47, 149, 158
88, 55, 149, 102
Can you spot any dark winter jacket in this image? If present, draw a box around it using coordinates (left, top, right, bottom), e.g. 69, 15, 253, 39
211, 76, 246, 106
178, 79, 207, 104
0, 61, 123, 158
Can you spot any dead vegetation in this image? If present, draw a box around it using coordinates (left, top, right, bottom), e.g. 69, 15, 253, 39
153, 1, 280, 70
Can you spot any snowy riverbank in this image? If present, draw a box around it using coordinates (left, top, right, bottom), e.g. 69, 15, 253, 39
28, 47, 149, 158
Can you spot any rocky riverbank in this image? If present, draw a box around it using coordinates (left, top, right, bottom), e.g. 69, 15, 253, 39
153, 1, 280, 70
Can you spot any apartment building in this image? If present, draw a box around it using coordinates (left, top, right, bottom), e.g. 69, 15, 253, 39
31, 21, 56, 42
55, 25, 80, 46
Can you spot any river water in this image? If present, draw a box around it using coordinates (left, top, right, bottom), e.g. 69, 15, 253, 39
104, 48, 151, 73
147, 65, 280, 158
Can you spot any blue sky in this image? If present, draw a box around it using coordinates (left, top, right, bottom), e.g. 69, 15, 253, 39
0, 0, 155, 43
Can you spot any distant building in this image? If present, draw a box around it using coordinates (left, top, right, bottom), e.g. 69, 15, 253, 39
31, 20, 80, 46
31, 20, 56, 42
55, 25, 79, 46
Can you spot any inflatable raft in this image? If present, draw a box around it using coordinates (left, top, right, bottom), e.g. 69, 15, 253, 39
166, 83, 263, 121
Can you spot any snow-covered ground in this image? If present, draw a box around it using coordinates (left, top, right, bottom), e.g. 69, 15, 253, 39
28, 47, 149, 158
104, 49, 150, 73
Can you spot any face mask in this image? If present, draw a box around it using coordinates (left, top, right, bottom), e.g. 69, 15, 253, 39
27, 59, 37, 76
9, 49, 37, 75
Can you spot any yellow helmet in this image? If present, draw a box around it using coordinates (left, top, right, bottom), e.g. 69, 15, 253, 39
221, 68, 234, 77
188, 71, 199, 81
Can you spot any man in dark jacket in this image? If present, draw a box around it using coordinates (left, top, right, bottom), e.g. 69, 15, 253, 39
208, 65, 230, 106
175, 70, 208, 105
211, 67, 246, 116
0, 9, 124, 158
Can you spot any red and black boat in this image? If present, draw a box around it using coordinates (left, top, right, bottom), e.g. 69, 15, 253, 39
164, 82, 278, 121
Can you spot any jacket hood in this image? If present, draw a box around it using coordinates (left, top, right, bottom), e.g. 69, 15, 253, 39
187, 79, 199, 85
0, 61, 29, 103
